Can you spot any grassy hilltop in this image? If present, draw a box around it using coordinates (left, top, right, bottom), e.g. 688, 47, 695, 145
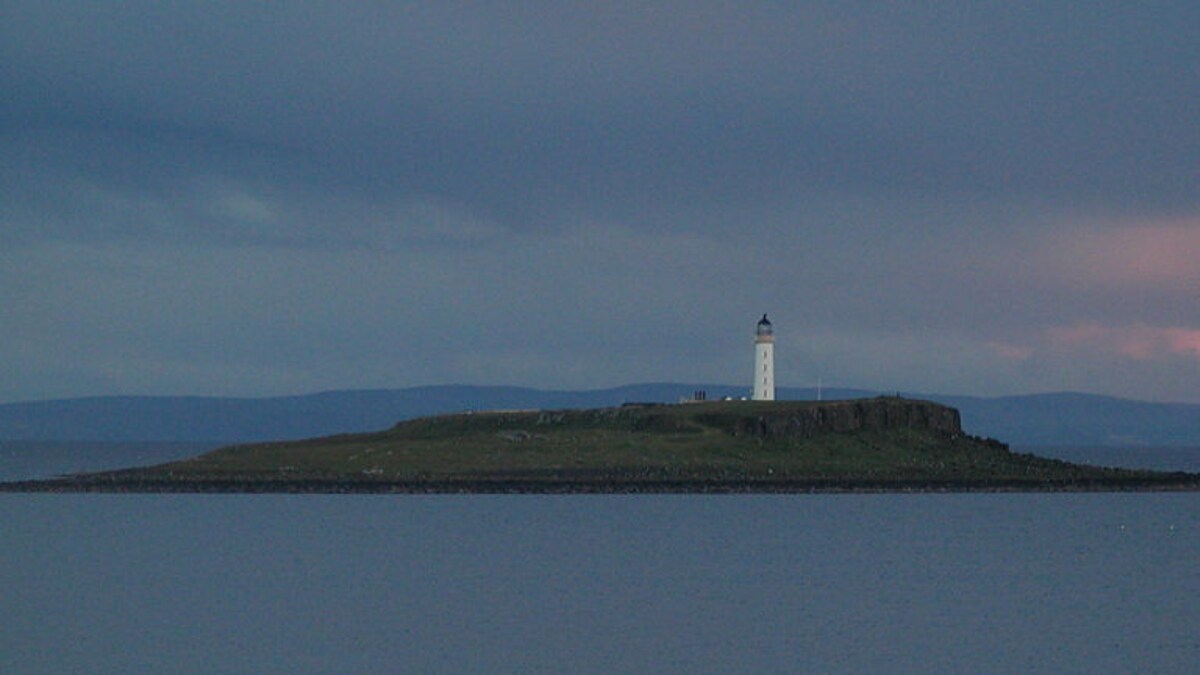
10, 397, 1197, 493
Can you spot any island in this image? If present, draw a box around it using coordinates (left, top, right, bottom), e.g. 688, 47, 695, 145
5, 397, 1199, 494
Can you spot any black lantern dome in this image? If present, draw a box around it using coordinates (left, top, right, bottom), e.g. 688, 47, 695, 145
756, 314, 773, 337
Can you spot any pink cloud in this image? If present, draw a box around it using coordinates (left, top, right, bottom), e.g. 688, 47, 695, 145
1165, 328, 1200, 358
1047, 322, 1200, 360
1054, 220, 1200, 289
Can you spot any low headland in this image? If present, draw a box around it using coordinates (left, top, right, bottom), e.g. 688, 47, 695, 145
5, 397, 1198, 494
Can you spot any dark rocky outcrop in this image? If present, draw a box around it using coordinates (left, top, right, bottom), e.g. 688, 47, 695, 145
430, 397, 965, 440
696, 398, 962, 439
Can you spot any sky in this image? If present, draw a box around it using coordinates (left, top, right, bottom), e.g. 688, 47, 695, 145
2, 2, 1198, 404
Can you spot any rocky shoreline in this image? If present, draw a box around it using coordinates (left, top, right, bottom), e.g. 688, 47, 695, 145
4, 473, 1199, 494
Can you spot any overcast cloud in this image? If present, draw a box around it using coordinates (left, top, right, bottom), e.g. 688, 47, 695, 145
2, 2, 1198, 403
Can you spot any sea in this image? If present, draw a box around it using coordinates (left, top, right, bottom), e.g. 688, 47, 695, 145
2, 443, 1198, 674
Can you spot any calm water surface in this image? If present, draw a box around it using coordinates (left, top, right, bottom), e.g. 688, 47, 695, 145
3, 492, 1197, 674
1022, 445, 1200, 473
0, 441, 220, 482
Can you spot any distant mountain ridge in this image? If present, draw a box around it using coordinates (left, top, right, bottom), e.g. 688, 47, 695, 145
1, 385, 1198, 447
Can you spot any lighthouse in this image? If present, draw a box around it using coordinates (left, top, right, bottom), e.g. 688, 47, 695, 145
753, 314, 775, 401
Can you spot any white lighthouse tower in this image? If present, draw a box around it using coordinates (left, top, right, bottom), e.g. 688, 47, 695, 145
753, 314, 775, 401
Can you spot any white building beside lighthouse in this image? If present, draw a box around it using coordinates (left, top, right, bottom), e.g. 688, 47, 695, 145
753, 314, 775, 401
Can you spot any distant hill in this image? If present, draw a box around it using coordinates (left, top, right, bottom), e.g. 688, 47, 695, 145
1, 384, 1198, 446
